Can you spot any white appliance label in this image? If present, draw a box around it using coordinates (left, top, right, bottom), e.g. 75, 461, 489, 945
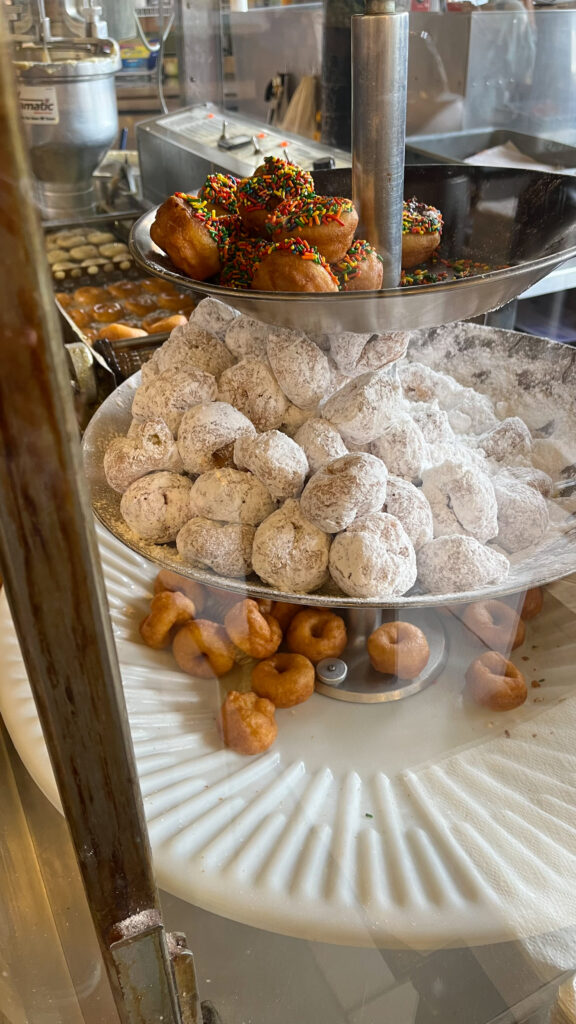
18, 85, 59, 124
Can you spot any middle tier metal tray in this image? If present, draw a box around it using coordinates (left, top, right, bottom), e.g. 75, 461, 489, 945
129, 164, 576, 333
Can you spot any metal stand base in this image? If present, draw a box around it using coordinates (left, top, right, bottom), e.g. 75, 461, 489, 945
315, 608, 447, 703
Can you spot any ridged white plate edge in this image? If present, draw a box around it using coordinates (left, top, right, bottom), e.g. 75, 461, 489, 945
1, 523, 576, 949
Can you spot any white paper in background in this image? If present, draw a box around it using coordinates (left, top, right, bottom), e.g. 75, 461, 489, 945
464, 140, 576, 176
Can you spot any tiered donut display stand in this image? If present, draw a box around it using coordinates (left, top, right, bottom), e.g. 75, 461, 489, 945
2, 4, 576, 956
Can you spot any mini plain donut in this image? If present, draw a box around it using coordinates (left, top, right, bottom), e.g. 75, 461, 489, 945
465, 651, 527, 711
224, 598, 283, 658
153, 569, 206, 611
172, 619, 236, 678
367, 621, 430, 679
520, 586, 544, 620
220, 690, 278, 755
286, 609, 347, 664
252, 653, 315, 708
269, 601, 302, 631
139, 590, 197, 649
461, 599, 525, 653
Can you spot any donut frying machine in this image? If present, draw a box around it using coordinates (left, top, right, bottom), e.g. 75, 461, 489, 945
2, 3, 576, 1021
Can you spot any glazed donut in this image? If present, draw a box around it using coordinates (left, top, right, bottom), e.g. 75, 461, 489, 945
267, 195, 359, 263
55, 291, 74, 309
520, 586, 544, 621
332, 240, 384, 291
237, 156, 314, 235
95, 323, 148, 340
465, 651, 527, 711
402, 198, 443, 269
139, 590, 197, 649
367, 621, 430, 679
138, 277, 180, 297
150, 193, 231, 280
220, 690, 278, 755
286, 609, 347, 664
251, 239, 339, 293
197, 172, 239, 216
172, 619, 236, 678
106, 280, 145, 299
68, 307, 95, 328
121, 294, 160, 317
153, 569, 206, 612
252, 652, 315, 708
224, 598, 283, 658
155, 292, 196, 313
91, 301, 124, 323
461, 599, 525, 653
144, 314, 188, 334
270, 601, 301, 631
71, 285, 110, 305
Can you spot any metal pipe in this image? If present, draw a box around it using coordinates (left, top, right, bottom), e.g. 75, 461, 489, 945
0, 10, 181, 1023
351, 1, 408, 287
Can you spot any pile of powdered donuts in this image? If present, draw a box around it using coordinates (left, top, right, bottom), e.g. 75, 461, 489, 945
102, 295, 571, 601
149, 159, 443, 293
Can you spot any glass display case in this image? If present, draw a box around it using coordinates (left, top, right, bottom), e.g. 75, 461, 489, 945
1, 1, 576, 1022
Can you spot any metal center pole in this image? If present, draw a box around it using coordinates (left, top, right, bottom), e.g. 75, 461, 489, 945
351, 0, 408, 288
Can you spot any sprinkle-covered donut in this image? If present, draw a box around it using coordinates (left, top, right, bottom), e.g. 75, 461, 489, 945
267, 194, 359, 263
150, 193, 232, 280
219, 236, 270, 290
251, 238, 339, 293
237, 156, 314, 234
197, 172, 239, 216
332, 239, 384, 291
402, 197, 443, 269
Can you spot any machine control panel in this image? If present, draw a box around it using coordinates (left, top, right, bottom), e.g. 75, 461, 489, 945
137, 102, 351, 204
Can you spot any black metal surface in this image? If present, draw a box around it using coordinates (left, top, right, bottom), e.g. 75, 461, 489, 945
312, 162, 576, 266
405, 128, 576, 169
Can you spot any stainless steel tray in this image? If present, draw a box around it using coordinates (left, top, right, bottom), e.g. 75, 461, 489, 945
82, 321, 576, 609
405, 128, 576, 168
129, 164, 576, 333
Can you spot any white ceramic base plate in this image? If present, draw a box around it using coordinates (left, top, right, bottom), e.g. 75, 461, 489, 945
1, 525, 576, 949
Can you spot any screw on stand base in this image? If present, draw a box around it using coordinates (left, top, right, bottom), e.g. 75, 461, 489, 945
314, 608, 447, 703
